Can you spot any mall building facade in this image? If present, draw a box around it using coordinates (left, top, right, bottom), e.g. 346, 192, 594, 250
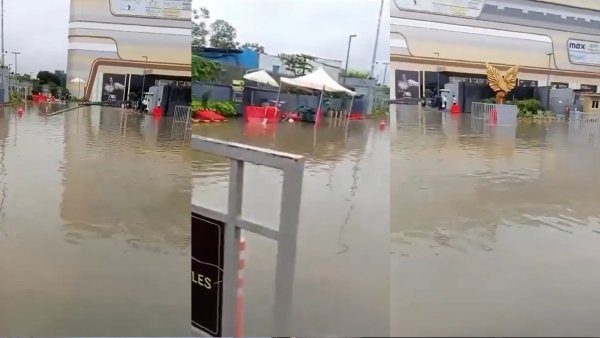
391, 0, 600, 100
67, 0, 191, 101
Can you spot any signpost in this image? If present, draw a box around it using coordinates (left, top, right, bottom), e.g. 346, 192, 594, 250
192, 212, 224, 337
110, 0, 192, 20
192, 135, 305, 337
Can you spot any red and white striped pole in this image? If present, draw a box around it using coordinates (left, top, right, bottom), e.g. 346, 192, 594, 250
236, 237, 246, 337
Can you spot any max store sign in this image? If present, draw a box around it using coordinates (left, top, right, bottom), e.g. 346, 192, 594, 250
568, 39, 600, 66
568, 39, 600, 53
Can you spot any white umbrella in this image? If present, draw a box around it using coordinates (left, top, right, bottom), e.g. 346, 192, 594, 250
70, 77, 85, 99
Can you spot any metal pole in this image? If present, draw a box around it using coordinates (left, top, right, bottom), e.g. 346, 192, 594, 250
343, 35, 356, 85
122, 74, 127, 102
382, 62, 389, 86
141, 55, 148, 98
315, 86, 325, 126
1, 0, 4, 103
127, 72, 132, 102
434, 52, 440, 97
221, 159, 243, 336
11, 51, 19, 75
369, 0, 384, 78
546, 52, 553, 111
273, 162, 303, 335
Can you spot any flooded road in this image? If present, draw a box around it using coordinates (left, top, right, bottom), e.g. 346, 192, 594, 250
193, 119, 389, 336
0, 104, 190, 336
392, 105, 600, 336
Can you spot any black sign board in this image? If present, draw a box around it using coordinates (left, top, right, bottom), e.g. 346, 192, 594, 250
192, 212, 224, 337
551, 82, 569, 89
518, 79, 538, 87
580, 84, 598, 93
101, 73, 127, 102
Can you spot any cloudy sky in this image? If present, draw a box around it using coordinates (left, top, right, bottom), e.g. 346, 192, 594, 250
199, 0, 391, 83
3, 0, 69, 76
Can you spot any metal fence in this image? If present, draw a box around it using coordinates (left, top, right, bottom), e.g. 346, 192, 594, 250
171, 105, 191, 141
568, 112, 600, 147
471, 102, 495, 120
471, 102, 518, 126
192, 135, 305, 337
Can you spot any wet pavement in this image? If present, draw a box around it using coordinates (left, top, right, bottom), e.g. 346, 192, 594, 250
193, 119, 389, 336
0, 104, 190, 336
391, 105, 600, 336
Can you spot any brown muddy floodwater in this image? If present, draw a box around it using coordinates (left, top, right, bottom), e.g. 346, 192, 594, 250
0, 104, 190, 336
193, 118, 389, 336
392, 105, 600, 336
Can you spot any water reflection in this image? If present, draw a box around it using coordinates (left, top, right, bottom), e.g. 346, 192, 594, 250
0, 104, 190, 336
193, 119, 389, 336
392, 105, 600, 336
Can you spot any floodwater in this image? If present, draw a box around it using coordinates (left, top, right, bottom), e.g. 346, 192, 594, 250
193, 118, 389, 336
0, 104, 190, 336
392, 105, 600, 336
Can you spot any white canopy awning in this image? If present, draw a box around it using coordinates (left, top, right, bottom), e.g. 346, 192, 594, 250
280, 68, 356, 96
243, 70, 279, 87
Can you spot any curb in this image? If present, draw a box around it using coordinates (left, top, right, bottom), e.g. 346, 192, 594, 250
46, 105, 85, 116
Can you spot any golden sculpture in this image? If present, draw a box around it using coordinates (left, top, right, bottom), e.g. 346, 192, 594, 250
486, 63, 519, 104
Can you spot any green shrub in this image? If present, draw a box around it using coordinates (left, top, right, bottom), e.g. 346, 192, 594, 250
516, 98, 543, 117
191, 99, 237, 117
212, 101, 236, 117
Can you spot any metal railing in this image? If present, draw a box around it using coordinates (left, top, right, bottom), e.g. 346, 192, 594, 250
192, 135, 305, 337
471, 102, 518, 126
171, 105, 192, 141
568, 112, 600, 147
471, 102, 495, 120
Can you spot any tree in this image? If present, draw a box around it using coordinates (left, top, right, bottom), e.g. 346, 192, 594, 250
279, 53, 316, 76
36, 70, 60, 86
241, 42, 265, 53
192, 7, 210, 53
192, 55, 222, 82
54, 70, 66, 87
209, 19, 238, 49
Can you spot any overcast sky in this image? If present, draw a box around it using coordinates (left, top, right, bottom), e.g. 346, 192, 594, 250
199, 0, 391, 83
6, 0, 391, 81
3, 0, 69, 75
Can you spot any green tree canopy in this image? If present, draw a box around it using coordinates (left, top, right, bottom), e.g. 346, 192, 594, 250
192, 55, 221, 82
36, 70, 61, 86
279, 53, 316, 76
241, 42, 265, 53
192, 6, 210, 53
209, 19, 239, 49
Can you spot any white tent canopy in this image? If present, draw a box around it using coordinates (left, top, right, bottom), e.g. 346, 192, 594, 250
243, 70, 279, 87
280, 68, 356, 96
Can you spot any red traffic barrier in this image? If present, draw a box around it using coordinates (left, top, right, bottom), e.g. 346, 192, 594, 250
450, 103, 461, 114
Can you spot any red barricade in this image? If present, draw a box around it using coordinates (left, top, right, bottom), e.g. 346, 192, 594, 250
244, 105, 278, 123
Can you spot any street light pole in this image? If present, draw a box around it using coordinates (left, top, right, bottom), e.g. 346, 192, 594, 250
546, 52, 553, 111
377, 61, 390, 86
434, 52, 440, 96
369, 0, 384, 78
141, 55, 148, 97
1, 0, 5, 103
7, 63, 10, 96
343, 34, 357, 85
12, 51, 20, 75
